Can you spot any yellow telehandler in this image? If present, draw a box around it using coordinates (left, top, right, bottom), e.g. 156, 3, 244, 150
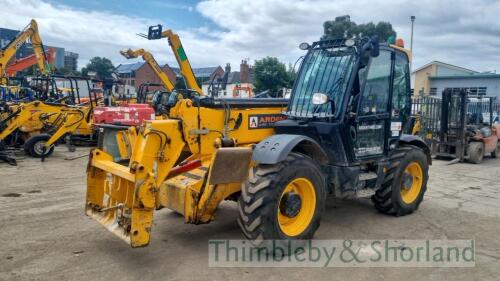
86, 28, 431, 249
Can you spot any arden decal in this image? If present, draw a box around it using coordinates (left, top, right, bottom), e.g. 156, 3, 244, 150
248, 114, 287, 129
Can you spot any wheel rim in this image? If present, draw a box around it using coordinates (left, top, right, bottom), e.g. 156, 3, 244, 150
34, 140, 52, 156
400, 161, 423, 204
278, 177, 316, 237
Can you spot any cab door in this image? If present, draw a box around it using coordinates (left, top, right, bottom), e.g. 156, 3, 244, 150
353, 49, 393, 160
389, 51, 411, 141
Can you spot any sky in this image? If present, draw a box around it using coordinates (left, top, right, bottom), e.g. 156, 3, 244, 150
1, 0, 500, 73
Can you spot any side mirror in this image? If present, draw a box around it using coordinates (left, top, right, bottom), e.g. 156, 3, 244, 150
359, 36, 380, 68
369, 36, 380, 57
312, 93, 335, 114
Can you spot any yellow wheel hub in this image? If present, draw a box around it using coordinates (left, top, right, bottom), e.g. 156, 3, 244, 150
278, 177, 316, 237
400, 161, 423, 204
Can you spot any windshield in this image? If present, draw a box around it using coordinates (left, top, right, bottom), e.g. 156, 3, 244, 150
287, 47, 355, 118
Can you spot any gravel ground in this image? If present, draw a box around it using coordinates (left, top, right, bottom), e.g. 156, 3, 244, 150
0, 146, 499, 281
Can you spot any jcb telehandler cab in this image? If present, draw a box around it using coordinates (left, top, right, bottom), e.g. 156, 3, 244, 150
85, 36, 430, 248
240, 38, 431, 243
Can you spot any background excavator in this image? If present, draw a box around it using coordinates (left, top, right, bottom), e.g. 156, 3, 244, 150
0, 19, 52, 85
6, 48, 55, 77
0, 76, 97, 160
0, 19, 57, 163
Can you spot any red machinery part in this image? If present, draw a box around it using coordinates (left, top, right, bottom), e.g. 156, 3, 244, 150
93, 104, 155, 126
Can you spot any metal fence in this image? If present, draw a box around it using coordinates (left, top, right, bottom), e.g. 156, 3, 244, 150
411, 95, 442, 136
467, 98, 500, 123
411, 95, 500, 138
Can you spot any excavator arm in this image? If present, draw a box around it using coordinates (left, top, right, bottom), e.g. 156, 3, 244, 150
146, 25, 203, 95
43, 105, 91, 150
7, 48, 55, 77
120, 48, 175, 92
0, 19, 50, 83
0, 101, 64, 140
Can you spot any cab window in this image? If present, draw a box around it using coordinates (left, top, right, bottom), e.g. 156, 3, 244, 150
358, 50, 392, 116
391, 52, 410, 117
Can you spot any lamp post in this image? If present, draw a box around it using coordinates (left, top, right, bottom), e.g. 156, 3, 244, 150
410, 16, 416, 71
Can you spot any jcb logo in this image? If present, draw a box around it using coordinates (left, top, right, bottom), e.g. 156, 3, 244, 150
248, 114, 287, 129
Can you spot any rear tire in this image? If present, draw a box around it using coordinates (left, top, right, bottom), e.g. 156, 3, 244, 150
24, 134, 55, 158
238, 153, 326, 248
467, 141, 484, 164
372, 146, 429, 216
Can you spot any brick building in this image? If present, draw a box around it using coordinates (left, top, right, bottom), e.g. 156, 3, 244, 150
172, 65, 224, 90
201, 60, 254, 97
115, 62, 177, 94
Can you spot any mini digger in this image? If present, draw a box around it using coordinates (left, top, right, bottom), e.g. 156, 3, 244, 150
0, 76, 97, 159
86, 28, 431, 248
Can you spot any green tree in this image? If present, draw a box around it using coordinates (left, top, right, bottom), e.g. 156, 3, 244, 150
55, 66, 71, 75
286, 63, 297, 88
322, 15, 396, 42
82, 57, 114, 79
254, 57, 289, 97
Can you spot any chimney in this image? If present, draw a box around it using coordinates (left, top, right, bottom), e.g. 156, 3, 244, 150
240, 60, 250, 83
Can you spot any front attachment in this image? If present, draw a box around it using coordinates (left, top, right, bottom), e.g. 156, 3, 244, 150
85, 120, 185, 247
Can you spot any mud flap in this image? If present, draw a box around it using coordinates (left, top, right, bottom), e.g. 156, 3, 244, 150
208, 147, 253, 185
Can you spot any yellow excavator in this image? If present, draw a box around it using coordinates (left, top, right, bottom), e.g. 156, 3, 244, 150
0, 19, 51, 85
86, 27, 431, 252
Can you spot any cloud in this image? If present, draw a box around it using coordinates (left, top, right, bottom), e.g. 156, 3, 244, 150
1, 0, 500, 72
0, 0, 226, 68
150, 1, 194, 12
196, 0, 500, 72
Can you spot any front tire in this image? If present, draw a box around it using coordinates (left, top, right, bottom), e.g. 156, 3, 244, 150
24, 134, 55, 158
467, 141, 484, 164
238, 153, 326, 246
372, 146, 429, 216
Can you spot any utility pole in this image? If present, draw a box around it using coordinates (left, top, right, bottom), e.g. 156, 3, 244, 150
410, 16, 416, 71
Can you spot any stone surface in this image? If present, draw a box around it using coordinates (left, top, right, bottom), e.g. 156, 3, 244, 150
0, 147, 499, 280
